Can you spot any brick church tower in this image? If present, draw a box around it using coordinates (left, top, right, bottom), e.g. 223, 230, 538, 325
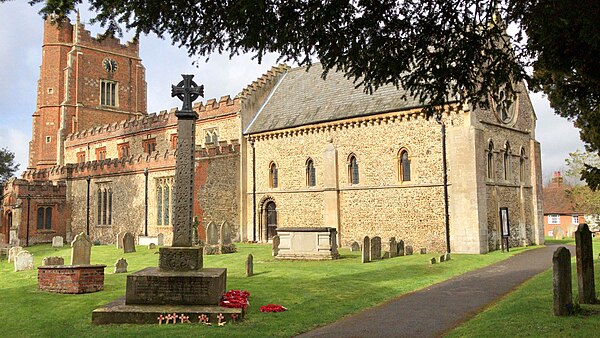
29, 14, 147, 169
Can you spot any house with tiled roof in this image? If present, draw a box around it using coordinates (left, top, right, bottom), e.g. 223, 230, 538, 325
543, 171, 585, 236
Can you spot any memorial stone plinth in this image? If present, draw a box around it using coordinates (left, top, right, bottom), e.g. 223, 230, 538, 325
126, 267, 226, 305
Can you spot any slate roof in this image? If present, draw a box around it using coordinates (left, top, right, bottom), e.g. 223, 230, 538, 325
244, 64, 427, 134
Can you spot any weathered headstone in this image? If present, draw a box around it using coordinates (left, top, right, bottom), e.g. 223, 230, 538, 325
362, 236, 371, 263
8, 246, 23, 263
553, 226, 565, 240
220, 221, 232, 245
14, 251, 34, 272
371, 236, 381, 260
52, 236, 64, 248
553, 246, 573, 316
71, 232, 92, 265
420, 248, 427, 254
246, 254, 253, 277
148, 243, 156, 250
116, 231, 125, 249
123, 232, 136, 253
350, 241, 360, 252
206, 221, 219, 245
114, 258, 128, 273
439, 255, 445, 263
272, 235, 280, 257
397, 240, 405, 256
42, 256, 64, 266
9, 231, 19, 247
430, 257, 437, 264
157, 233, 164, 246
575, 224, 596, 304
389, 237, 397, 258
406, 245, 414, 255
567, 224, 578, 238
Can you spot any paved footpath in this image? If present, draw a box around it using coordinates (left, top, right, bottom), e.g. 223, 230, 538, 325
298, 244, 572, 338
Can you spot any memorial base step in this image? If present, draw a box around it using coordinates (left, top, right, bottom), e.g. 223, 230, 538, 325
92, 297, 244, 325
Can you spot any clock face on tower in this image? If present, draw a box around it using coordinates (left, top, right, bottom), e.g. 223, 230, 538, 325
102, 58, 118, 73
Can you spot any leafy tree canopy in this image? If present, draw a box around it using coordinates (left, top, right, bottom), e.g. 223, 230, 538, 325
0, 148, 20, 185
13, 0, 600, 186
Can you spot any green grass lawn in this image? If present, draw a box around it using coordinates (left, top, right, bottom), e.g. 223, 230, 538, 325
447, 238, 600, 338
1, 243, 529, 337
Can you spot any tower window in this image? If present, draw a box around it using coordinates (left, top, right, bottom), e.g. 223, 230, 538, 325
46, 136, 51, 143
487, 141, 494, 180
100, 80, 118, 107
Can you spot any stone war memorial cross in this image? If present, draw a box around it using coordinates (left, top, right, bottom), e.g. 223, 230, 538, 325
93, 75, 242, 324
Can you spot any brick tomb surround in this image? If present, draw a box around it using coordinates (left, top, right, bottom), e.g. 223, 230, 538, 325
38, 265, 107, 294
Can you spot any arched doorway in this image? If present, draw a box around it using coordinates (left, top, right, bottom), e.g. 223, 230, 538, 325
264, 201, 277, 241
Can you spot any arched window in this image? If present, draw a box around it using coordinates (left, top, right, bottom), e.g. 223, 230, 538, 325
504, 142, 511, 181
520, 147, 526, 183
36, 207, 52, 230
269, 162, 278, 188
156, 177, 174, 226
97, 187, 113, 226
399, 149, 411, 182
306, 158, 316, 187
487, 141, 494, 179
348, 154, 359, 184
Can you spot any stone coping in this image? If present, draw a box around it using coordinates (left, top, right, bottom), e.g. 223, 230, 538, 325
38, 264, 107, 269
276, 227, 335, 232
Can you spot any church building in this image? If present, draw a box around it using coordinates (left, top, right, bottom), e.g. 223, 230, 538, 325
1, 17, 544, 254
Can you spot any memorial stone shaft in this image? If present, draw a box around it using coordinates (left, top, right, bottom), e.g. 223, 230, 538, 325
171, 75, 204, 247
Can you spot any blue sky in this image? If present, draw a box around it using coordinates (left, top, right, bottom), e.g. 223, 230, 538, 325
0, 2, 585, 183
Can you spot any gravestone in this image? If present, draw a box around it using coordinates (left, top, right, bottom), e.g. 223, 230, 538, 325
350, 241, 360, 252
389, 237, 397, 258
553, 226, 565, 240
116, 231, 125, 249
439, 255, 445, 263
567, 224, 578, 238
220, 221, 232, 245
71, 232, 92, 265
148, 243, 156, 250
52, 236, 64, 248
123, 232, 136, 253
420, 248, 427, 254
397, 240, 405, 256
114, 258, 128, 273
575, 224, 596, 304
553, 246, 573, 316
157, 233, 164, 246
246, 254, 253, 277
206, 222, 219, 245
219, 221, 237, 254
406, 245, 414, 255
430, 257, 437, 264
271, 235, 280, 257
14, 251, 34, 272
42, 256, 64, 266
362, 236, 371, 263
9, 231, 19, 247
371, 236, 381, 260
8, 246, 23, 263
